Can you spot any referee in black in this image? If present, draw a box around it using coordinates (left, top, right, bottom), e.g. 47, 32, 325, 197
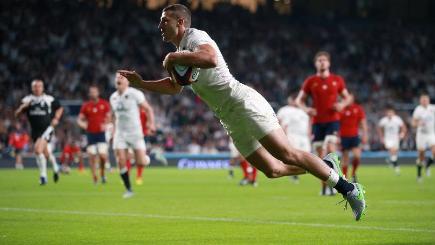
15, 79, 64, 185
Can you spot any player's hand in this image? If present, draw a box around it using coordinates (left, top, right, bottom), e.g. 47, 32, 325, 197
333, 102, 345, 112
147, 123, 156, 135
306, 107, 317, 116
399, 132, 406, 140
118, 70, 144, 89
163, 52, 175, 73
51, 118, 59, 127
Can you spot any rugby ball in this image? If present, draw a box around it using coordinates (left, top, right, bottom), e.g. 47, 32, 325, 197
171, 65, 200, 86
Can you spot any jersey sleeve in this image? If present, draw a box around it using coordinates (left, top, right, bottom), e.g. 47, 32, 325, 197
186, 29, 213, 51
134, 90, 146, 105
378, 118, 385, 127
397, 116, 404, 126
79, 103, 87, 116
51, 97, 61, 111
301, 78, 312, 94
412, 107, 420, 119
21, 95, 31, 104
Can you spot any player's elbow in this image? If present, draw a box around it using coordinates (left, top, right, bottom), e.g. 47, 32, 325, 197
203, 54, 217, 68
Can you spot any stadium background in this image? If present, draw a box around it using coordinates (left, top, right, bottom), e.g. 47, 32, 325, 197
0, 0, 435, 164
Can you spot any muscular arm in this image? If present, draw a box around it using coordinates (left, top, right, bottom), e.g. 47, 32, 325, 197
360, 118, 369, 144
118, 71, 182, 95
76, 113, 88, 130
295, 90, 316, 116
165, 44, 218, 69
334, 89, 352, 112
51, 107, 64, 127
14, 102, 30, 117
139, 99, 156, 135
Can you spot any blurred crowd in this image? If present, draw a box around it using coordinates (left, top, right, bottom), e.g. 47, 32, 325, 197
1, 0, 434, 155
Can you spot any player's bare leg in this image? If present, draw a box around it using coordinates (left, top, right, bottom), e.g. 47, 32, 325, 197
134, 149, 149, 185
342, 150, 350, 178
428, 145, 435, 176
44, 145, 60, 183
388, 147, 400, 175
15, 151, 24, 170
34, 138, 48, 185
351, 147, 362, 183
256, 128, 366, 220
246, 147, 306, 178
99, 152, 109, 183
115, 149, 133, 198
88, 154, 99, 184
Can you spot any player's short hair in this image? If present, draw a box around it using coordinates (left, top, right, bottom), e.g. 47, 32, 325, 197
313, 51, 331, 63
385, 104, 395, 111
89, 84, 100, 90
420, 92, 430, 98
163, 4, 192, 28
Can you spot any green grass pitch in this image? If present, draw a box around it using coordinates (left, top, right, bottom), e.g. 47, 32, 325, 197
0, 165, 434, 244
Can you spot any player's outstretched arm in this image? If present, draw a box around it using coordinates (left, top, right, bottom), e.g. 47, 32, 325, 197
14, 102, 30, 117
51, 107, 64, 127
118, 70, 182, 95
76, 113, 88, 130
295, 90, 316, 116
360, 118, 369, 144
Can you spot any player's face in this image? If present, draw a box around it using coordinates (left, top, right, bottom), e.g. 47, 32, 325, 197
386, 109, 395, 117
89, 87, 99, 100
158, 11, 178, 43
315, 55, 330, 72
31, 81, 44, 96
115, 73, 128, 91
420, 95, 430, 106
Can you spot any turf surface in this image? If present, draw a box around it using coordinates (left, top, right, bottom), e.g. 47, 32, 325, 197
0, 165, 434, 244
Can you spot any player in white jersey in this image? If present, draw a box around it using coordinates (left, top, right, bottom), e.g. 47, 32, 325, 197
412, 93, 435, 181
110, 73, 156, 198
118, 4, 366, 220
277, 96, 311, 184
377, 106, 407, 175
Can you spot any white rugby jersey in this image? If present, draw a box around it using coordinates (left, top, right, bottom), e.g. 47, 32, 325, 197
177, 28, 243, 114
277, 105, 310, 138
110, 87, 144, 136
412, 104, 435, 135
378, 115, 404, 140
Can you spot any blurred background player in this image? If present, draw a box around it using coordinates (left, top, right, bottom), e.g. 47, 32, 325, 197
134, 107, 155, 185
277, 95, 311, 184
60, 139, 84, 174
339, 93, 368, 183
412, 93, 435, 182
110, 72, 156, 198
229, 139, 258, 186
8, 122, 29, 170
295, 51, 352, 195
377, 105, 407, 175
14, 79, 63, 185
77, 85, 111, 184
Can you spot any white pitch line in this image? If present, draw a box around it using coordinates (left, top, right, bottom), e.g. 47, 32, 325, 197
0, 207, 434, 234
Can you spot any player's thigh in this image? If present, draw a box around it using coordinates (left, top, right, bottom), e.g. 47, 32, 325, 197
352, 147, 362, 159
96, 142, 109, 157
34, 138, 48, 154
258, 127, 302, 163
245, 145, 303, 176
115, 149, 128, 166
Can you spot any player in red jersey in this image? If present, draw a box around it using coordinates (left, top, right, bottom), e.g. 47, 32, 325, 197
60, 139, 83, 174
339, 93, 368, 183
77, 85, 111, 184
296, 51, 352, 195
8, 122, 29, 169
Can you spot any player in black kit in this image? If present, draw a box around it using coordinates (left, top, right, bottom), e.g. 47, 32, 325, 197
15, 80, 64, 185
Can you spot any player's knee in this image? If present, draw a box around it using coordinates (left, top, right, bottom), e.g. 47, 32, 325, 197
263, 167, 282, 179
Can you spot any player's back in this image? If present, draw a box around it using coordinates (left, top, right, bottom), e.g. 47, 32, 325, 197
178, 28, 244, 114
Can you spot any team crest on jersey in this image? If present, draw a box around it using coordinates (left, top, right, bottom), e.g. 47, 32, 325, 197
332, 81, 337, 86
100, 105, 104, 109
322, 85, 328, 90
93, 108, 98, 113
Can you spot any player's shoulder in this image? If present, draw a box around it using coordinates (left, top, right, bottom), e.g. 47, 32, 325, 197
330, 73, 344, 80
127, 87, 143, 96
109, 91, 118, 101
186, 28, 208, 39
22, 94, 33, 103
305, 74, 318, 82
